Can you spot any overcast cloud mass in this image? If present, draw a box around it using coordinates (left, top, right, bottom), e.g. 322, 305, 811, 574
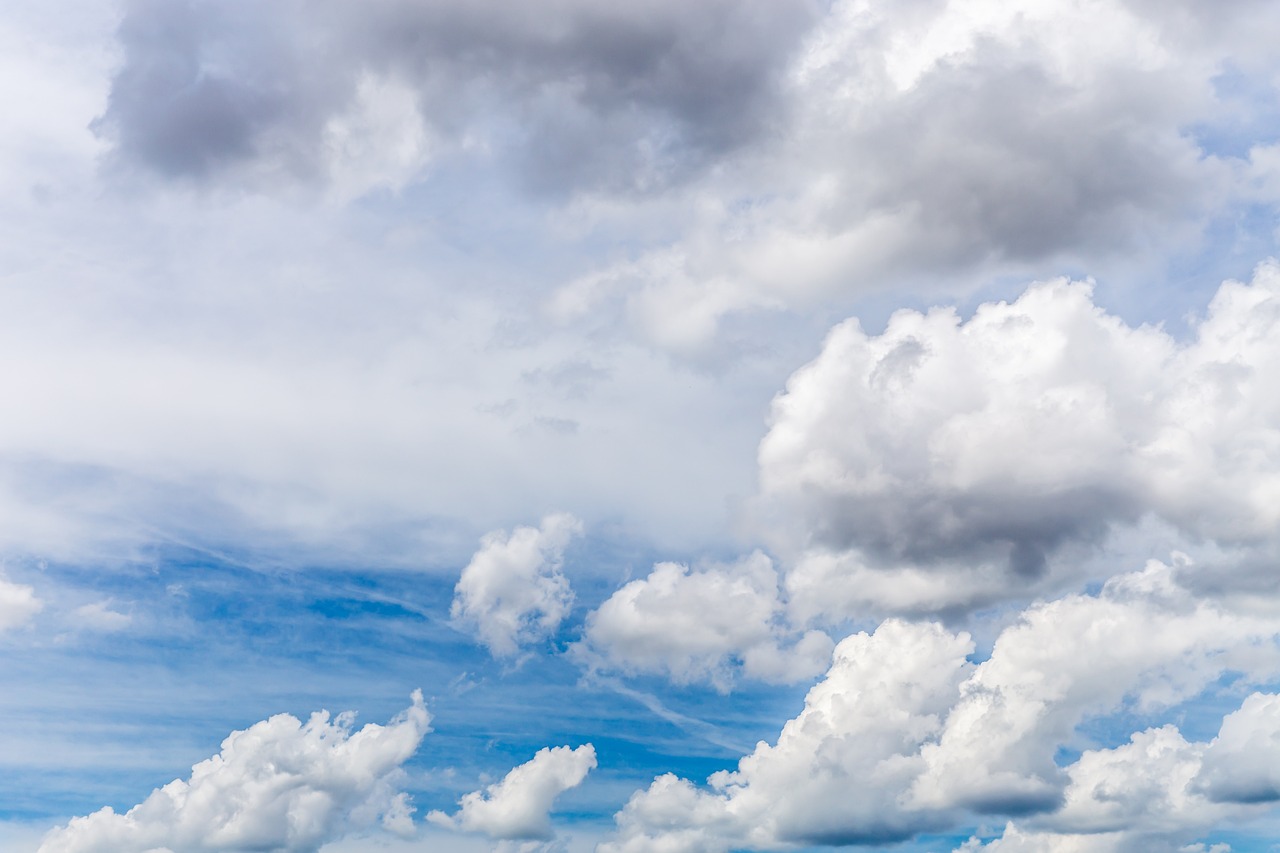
4, 0, 1280, 851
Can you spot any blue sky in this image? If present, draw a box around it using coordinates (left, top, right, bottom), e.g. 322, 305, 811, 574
5, 1, 1280, 851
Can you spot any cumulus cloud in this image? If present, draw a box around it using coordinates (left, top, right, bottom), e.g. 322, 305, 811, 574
1194, 692, 1280, 805
602, 619, 973, 852
576, 551, 831, 691
910, 559, 1280, 814
451, 513, 583, 658
38, 691, 431, 853
0, 575, 41, 632
958, 692, 1280, 851
601, 559, 1280, 851
756, 262, 1280, 618
428, 744, 596, 841
545, 0, 1280, 346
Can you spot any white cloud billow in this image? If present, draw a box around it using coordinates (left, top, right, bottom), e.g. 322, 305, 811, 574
958, 693, 1280, 851
757, 262, 1280, 618
428, 744, 596, 841
38, 692, 431, 853
601, 559, 1280, 851
452, 513, 583, 658
0, 575, 41, 632
577, 551, 831, 691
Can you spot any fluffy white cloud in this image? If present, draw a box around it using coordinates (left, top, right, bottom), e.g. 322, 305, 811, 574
957, 693, 1280, 851
757, 262, 1280, 618
428, 744, 596, 841
601, 559, 1280, 851
910, 559, 1280, 814
577, 551, 832, 691
0, 575, 41, 632
452, 513, 583, 658
602, 618, 973, 852
1194, 692, 1280, 806
38, 692, 431, 853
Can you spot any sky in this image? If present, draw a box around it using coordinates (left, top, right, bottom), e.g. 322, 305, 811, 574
3, 0, 1280, 851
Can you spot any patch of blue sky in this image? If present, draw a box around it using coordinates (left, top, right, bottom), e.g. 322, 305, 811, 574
0, 540, 814, 834
1190, 63, 1280, 161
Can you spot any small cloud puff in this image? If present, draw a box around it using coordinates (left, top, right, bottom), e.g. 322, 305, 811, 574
0, 575, 41, 632
451, 513, 583, 659
576, 551, 831, 692
428, 744, 596, 841
38, 692, 431, 853
69, 599, 132, 633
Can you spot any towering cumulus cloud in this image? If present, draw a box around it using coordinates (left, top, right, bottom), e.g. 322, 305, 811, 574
452, 513, 583, 658
757, 262, 1280, 618
38, 692, 430, 853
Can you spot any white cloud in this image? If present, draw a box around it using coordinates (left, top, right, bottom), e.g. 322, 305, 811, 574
38, 692, 431, 853
601, 559, 1280, 851
577, 551, 831, 691
451, 513, 583, 658
1194, 692, 1280, 806
68, 599, 131, 633
957, 693, 1280, 851
602, 619, 974, 852
0, 575, 42, 632
756, 262, 1280, 618
427, 744, 596, 841
910, 558, 1280, 815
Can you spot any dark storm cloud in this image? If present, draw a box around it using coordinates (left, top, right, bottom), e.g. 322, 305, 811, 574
95, 0, 822, 193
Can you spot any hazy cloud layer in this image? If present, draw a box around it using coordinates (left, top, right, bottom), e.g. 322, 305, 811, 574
601, 559, 1280, 851
428, 744, 596, 841
452, 513, 582, 658
39, 692, 430, 853
757, 262, 1280, 618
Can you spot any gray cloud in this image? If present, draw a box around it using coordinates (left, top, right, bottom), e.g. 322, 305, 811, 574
96, 0, 821, 193
756, 263, 1280, 619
